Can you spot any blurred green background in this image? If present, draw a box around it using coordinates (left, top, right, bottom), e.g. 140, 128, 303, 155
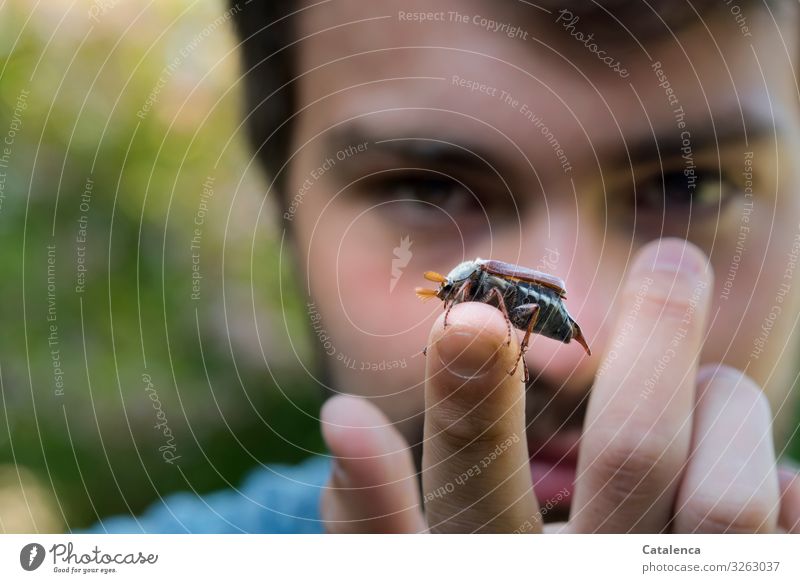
0, 0, 323, 531
0, 0, 798, 533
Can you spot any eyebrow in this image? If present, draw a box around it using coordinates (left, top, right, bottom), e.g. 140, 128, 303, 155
322, 126, 519, 181
324, 102, 779, 180
620, 105, 780, 167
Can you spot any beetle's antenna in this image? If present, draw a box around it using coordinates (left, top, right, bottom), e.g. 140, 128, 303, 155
415, 287, 439, 301
423, 271, 447, 283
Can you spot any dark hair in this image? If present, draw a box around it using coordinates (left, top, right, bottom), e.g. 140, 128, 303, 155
229, 1, 297, 192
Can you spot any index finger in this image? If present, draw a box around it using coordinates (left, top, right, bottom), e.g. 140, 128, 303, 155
569, 238, 713, 533
422, 302, 541, 533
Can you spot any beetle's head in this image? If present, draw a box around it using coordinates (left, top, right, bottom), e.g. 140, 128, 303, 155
415, 260, 480, 303
414, 271, 449, 302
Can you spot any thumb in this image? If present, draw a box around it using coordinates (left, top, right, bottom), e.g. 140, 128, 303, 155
320, 394, 425, 533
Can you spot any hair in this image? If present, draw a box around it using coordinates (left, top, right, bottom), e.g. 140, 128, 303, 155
229, 1, 297, 194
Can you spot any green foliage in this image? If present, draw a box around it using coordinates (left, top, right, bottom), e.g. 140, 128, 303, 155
1, 0, 798, 531
0, 0, 322, 529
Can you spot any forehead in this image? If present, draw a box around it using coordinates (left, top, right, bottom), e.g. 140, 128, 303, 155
293, 0, 795, 147
293, 0, 788, 72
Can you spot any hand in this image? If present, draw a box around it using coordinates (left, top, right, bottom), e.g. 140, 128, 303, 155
319, 239, 800, 533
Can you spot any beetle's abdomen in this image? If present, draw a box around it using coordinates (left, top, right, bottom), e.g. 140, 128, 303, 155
457, 274, 574, 345
512, 284, 574, 344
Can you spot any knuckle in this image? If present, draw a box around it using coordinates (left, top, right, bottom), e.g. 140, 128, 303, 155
681, 495, 774, 533
429, 401, 508, 451
626, 271, 708, 324
427, 512, 484, 534
590, 430, 681, 499
637, 289, 697, 324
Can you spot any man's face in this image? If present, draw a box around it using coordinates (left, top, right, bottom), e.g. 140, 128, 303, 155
284, 0, 800, 476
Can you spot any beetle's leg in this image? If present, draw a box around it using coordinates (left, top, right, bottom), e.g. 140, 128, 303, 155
516, 304, 540, 354
508, 304, 540, 382
455, 279, 473, 303
443, 300, 454, 328
482, 286, 514, 346
443, 280, 471, 328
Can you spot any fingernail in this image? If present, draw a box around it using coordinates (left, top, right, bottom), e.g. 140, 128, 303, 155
434, 329, 501, 380
632, 238, 707, 277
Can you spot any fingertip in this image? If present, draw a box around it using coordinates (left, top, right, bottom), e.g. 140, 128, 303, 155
320, 394, 424, 533
428, 302, 518, 382
321, 393, 376, 428
619, 238, 713, 326
632, 237, 710, 278
695, 363, 754, 394
695, 363, 771, 419
319, 394, 355, 446
430, 301, 513, 340
320, 394, 393, 459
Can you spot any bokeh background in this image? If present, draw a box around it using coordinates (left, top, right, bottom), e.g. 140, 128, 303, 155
0, 0, 323, 531
1, 0, 799, 533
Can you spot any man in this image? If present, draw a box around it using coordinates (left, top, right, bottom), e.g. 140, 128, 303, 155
95, 0, 800, 533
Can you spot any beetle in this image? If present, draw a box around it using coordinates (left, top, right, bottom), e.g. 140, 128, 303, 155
416, 258, 590, 380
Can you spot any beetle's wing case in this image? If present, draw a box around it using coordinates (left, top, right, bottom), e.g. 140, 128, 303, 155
477, 259, 567, 298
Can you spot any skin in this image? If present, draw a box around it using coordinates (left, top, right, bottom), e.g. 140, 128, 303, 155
280, 0, 800, 532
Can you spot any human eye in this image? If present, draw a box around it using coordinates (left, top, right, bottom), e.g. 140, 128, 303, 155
635, 167, 737, 216
357, 169, 515, 229
376, 171, 476, 212
618, 161, 744, 240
